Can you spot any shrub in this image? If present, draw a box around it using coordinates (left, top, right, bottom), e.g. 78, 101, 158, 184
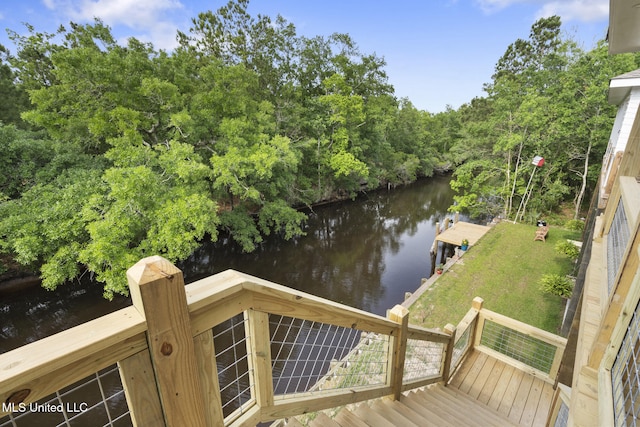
539, 274, 574, 298
565, 219, 585, 232
555, 240, 580, 260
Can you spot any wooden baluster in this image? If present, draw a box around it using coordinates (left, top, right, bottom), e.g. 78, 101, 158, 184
118, 349, 165, 426
245, 309, 274, 409
442, 323, 457, 384
388, 305, 409, 400
193, 330, 225, 426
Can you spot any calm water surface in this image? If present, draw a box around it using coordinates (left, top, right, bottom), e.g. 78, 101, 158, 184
0, 175, 456, 353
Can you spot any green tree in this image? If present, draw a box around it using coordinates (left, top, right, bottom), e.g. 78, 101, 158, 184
450, 16, 583, 221
553, 42, 638, 218
0, 1, 456, 297
0, 51, 30, 126
0, 125, 55, 199
80, 140, 219, 298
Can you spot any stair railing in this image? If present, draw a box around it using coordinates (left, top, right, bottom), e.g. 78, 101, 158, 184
0, 257, 565, 426
0, 256, 455, 426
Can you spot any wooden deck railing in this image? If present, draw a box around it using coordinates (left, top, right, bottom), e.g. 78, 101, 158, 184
447, 297, 567, 385
0, 256, 566, 426
475, 308, 566, 383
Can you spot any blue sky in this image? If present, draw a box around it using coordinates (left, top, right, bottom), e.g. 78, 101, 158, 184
0, 0, 609, 112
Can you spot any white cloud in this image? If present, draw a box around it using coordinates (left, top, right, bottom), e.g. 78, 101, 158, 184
474, 0, 529, 14
474, 0, 608, 22
43, 0, 186, 50
72, 0, 182, 27
536, 0, 608, 22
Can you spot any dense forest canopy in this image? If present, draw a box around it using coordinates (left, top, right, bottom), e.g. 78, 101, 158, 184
0, 0, 639, 298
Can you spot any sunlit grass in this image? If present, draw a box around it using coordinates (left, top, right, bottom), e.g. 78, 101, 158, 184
409, 221, 581, 334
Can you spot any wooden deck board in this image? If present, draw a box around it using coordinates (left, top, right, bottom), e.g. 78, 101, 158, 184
487, 364, 515, 410
448, 350, 553, 427
498, 369, 525, 417
508, 374, 534, 424
435, 221, 492, 246
533, 382, 555, 426
468, 354, 497, 399
520, 376, 544, 427
448, 350, 479, 388
477, 357, 505, 404
459, 351, 489, 394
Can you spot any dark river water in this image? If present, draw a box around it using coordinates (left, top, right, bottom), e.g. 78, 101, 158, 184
0, 175, 456, 354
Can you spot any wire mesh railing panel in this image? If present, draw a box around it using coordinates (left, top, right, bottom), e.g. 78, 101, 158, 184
0, 364, 131, 427
451, 324, 472, 370
212, 314, 253, 419
403, 339, 443, 381
611, 299, 640, 427
480, 320, 557, 373
270, 315, 389, 396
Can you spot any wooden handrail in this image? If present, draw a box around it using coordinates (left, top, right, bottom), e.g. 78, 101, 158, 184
406, 324, 451, 343
185, 269, 403, 336
478, 309, 568, 348
0, 307, 146, 414
0, 256, 567, 426
0, 257, 454, 424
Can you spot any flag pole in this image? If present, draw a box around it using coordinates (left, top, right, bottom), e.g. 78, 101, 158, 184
513, 156, 544, 224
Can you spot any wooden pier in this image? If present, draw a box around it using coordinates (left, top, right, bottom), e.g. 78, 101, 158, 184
428, 218, 492, 276
435, 221, 492, 247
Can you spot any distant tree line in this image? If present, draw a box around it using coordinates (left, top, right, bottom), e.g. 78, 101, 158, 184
0, 1, 638, 297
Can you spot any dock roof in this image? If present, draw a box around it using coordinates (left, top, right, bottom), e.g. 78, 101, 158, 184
435, 221, 492, 247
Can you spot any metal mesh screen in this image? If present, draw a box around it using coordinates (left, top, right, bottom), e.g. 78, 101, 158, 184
270, 316, 388, 395
554, 401, 569, 427
607, 199, 630, 296
403, 339, 443, 381
480, 320, 557, 373
213, 314, 252, 419
612, 299, 640, 427
0, 365, 130, 427
452, 324, 472, 370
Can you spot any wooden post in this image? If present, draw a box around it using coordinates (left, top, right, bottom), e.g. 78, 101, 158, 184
472, 296, 484, 311
548, 342, 565, 380
127, 256, 207, 427
442, 324, 456, 384
454, 212, 460, 224
388, 305, 409, 401
471, 297, 485, 348
245, 309, 274, 408
440, 219, 452, 264
439, 242, 447, 266
430, 251, 437, 276
430, 222, 440, 276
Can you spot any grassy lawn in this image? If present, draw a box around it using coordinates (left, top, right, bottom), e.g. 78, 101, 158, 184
408, 221, 581, 334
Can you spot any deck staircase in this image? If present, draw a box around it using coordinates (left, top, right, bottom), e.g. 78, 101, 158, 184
284, 383, 518, 427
